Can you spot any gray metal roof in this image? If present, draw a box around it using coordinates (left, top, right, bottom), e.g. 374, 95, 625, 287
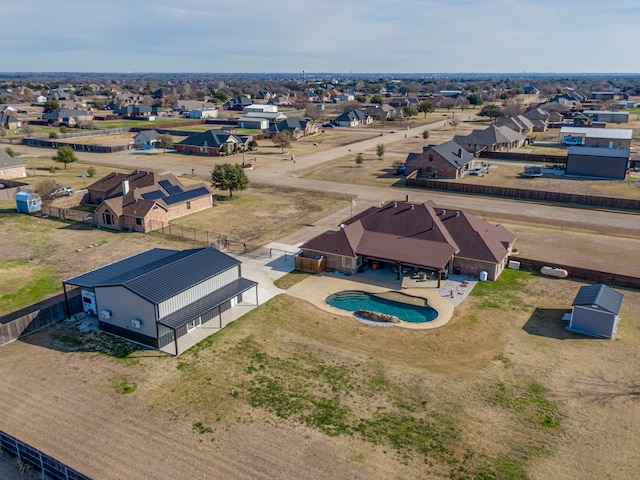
568, 146, 630, 158
64, 248, 242, 304
572, 284, 624, 315
158, 278, 257, 329
560, 126, 633, 140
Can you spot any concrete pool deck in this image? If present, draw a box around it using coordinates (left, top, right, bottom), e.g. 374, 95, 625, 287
286, 270, 477, 330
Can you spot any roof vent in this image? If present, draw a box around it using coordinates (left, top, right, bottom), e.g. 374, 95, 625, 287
455, 211, 460, 217
410, 204, 414, 210
393, 202, 397, 208
339, 223, 345, 229
441, 209, 446, 216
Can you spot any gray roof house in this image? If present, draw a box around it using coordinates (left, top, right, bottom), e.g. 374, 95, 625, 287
333, 109, 372, 127
63, 247, 258, 355
495, 115, 535, 135
176, 129, 245, 156
133, 130, 161, 147
454, 124, 526, 153
404, 141, 477, 179
0, 149, 27, 179
567, 284, 623, 338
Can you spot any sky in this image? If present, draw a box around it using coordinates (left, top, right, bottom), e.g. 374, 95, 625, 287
2, 0, 640, 74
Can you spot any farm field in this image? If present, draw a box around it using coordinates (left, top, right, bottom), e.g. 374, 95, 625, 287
0, 270, 639, 479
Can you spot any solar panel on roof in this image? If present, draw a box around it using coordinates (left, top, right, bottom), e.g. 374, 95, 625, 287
164, 187, 210, 205
158, 179, 173, 189
165, 185, 183, 195
141, 190, 166, 201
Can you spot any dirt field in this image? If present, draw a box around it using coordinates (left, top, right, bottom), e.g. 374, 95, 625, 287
0, 271, 638, 479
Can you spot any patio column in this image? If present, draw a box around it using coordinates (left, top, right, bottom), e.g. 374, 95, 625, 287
396, 261, 402, 281
437, 270, 441, 288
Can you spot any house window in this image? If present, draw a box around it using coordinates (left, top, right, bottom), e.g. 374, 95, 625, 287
135, 218, 143, 226
342, 257, 356, 269
186, 201, 191, 210
186, 316, 202, 332
103, 211, 113, 225
428, 154, 433, 162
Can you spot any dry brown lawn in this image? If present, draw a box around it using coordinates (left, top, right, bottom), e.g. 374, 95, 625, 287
1, 272, 639, 479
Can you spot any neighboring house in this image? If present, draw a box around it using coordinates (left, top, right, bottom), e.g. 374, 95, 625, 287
549, 93, 582, 109
116, 104, 153, 118
0, 149, 27, 179
495, 115, 535, 135
0, 112, 22, 130
35, 94, 48, 103
175, 129, 243, 156
522, 108, 563, 131
453, 124, 526, 153
404, 141, 477, 179
591, 91, 619, 101
42, 109, 94, 126
333, 109, 372, 127
181, 108, 218, 119
133, 130, 160, 148
582, 110, 629, 124
566, 146, 630, 180
244, 111, 287, 124
172, 100, 210, 112
237, 117, 269, 130
523, 86, 540, 95
242, 104, 278, 114
559, 126, 633, 149
389, 97, 410, 108
566, 284, 623, 338
224, 96, 252, 111
266, 118, 318, 139
87, 170, 213, 232
362, 104, 396, 121
62, 247, 258, 355
298, 200, 516, 283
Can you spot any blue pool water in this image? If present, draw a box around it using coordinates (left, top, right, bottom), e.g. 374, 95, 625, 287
326, 290, 438, 323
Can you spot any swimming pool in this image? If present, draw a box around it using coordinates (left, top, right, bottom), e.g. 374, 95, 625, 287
325, 290, 438, 323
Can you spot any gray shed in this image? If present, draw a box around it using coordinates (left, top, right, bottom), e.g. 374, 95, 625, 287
568, 284, 623, 338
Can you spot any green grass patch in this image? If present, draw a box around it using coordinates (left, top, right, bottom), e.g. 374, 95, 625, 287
0, 262, 60, 313
71, 204, 97, 213
273, 270, 311, 290
487, 380, 562, 430
192, 421, 213, 434
471, 269, 531, 311
114, 376, 138, 394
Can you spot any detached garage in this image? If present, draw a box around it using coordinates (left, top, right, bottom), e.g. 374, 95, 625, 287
566, 146, 630, 180
567, 284, 623, 338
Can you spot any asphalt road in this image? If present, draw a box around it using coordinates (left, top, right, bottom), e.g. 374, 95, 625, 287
16, 121, 640, 235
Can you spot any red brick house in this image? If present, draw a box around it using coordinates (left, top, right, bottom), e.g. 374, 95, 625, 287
404, 141, 477, 179
87, 170, 213, 232
0, 149, 26, 179
298, 200, 516, 283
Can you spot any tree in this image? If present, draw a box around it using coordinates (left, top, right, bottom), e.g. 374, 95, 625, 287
211, 163, 249, 198
422, 130, 430, 143
5, 147, 17, 158
418, 101, 435, 118
355, 153, 364, 166
376, 143, 385, 160
59, 126, 69, 134
49, 131, 59, 139
272, 131, 292, 153
402, 106, 418, 117
467, 93, 483, 106
502, 99, 524, 118
35, 179, 61, 204
249, 139, 258, 150
156, 134, 174, 152
478, 104, 504, 122
370, 94, 384, 105
87, 166, 97, 177
91, 99, 107, 110
53, 146, 77, 169
304, 103, 321, 121
43, 99, 60, 113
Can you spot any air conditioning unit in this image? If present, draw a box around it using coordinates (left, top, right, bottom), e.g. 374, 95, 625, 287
131, 318, 142, 329
100, 309, 112, 319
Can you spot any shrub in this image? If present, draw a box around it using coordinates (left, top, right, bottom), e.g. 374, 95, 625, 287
87, 166, 97, 177
49, 131, 59, 139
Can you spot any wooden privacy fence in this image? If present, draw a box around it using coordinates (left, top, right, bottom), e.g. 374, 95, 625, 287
512, 257, 640, 290
0, 430, 91, 480
479, 151, 567, 164
42, 205, 96, 224
0, 179, 33, 200
0, 292, 83, 346
406, 175, 640, 211
295, 255, 326, 274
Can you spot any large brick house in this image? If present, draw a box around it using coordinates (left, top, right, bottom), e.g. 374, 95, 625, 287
298, 200, 516, 283
176, 129, 247, 156
86, 170, 213, 232
404, 141, 477, 179
0, 149, 26, 179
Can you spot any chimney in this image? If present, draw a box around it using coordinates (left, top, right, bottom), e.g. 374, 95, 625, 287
458, 148, 463, 158
122, 179, 130, 195
405, 194, 410, 202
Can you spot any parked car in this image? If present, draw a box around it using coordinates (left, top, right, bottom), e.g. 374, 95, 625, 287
322, 123, 335, 128
468, 171, 484, 177
51, 186, 75, 197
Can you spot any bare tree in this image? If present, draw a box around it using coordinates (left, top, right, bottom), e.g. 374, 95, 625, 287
502, 98, 525, 118
272, 131, 292, 153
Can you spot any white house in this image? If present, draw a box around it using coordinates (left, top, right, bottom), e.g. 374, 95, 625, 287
181, 108, 219, 119
237, 117, 269, 130
133, 130, 160, 148
243, 104, 278, 114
